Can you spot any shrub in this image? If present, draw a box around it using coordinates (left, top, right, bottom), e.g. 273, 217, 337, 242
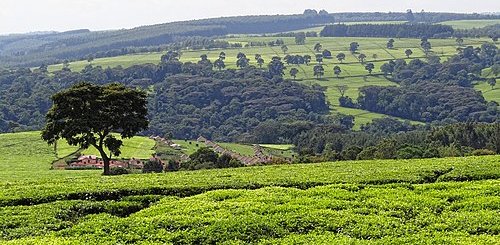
397, 146, 424, 159
470, 149, 496, 156
216, 154, 244, 168
166, 160, 180, 172
108, 167, 130, 175
143, 159, 164, 173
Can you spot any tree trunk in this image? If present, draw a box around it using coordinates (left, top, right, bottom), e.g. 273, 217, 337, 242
96, 146, 110, 175
103, 156, 110, 175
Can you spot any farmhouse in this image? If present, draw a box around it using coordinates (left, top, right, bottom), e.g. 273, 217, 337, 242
68, 155, 144, 169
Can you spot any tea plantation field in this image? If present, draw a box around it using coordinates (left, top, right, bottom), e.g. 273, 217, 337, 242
1, 131, 500, 244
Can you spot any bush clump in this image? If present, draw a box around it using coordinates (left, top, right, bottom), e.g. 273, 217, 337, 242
143, 158, 164, 173
182, 147, 243, 170
108, 167, 130, 175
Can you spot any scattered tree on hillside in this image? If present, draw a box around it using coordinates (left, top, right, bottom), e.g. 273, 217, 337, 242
456, 38, 464, 46
314, 43, 322, 53
161, 51, 180, 62
198, 54, 212, 66
219, 52, 226, 60
322, 49, 332, 58
358, 53, 367, 63
87, 55, 94, 64
372, 54, 378, 60
421, 39, 432, 54
295, 32, 306, 45
336, 53, 346, 63
268, 56, 286, 77
281, 45, 289, 54
488, 78, 497, 90
350, 42, 360, 53
255, 54, 265, 68
365, 63, 375, 74
236, 53, 250, 69
304, 55, 312, 65
387, 39, 395, 49
257, 57, 265, 68
214, 58, 225, 71
41, 82, 149, 175
333, 65, 342, 78
313, 64, 325, 79
289, 68, 299, 80
316, 54, 323, 64
405, 49, 413, 58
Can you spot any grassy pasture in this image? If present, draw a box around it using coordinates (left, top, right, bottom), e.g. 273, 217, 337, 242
439, 19, 500, 29
56, 135, 156, 160
47, 36, 493, 127
0, 131, 500, 244
474, 80, 500, 103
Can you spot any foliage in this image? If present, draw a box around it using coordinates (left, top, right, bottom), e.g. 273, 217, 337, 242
108, 167, 130, 176
41, 83, 149, 175
143, 158, 164, 173
294, 121, 500, 160
182, 147, 243, 170
148, 69, 329, 142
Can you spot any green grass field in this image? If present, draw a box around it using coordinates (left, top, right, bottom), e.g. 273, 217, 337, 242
474, 80, 500, 103
56, 135, 156, 160
439, 19, 500, 29
47, 36, 494, 128
171, 139, 206, 155
1, 131, 500, 244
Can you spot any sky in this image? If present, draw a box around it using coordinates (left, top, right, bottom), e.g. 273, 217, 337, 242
0, 0, 499, 35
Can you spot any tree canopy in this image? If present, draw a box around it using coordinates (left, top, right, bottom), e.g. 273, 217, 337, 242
41, 82, 149, 175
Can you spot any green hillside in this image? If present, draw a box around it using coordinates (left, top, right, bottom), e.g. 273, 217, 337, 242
48, 36, 492, 128
56, 135, 156, 159
0, 131, 499, 243
439, 19, 500, 29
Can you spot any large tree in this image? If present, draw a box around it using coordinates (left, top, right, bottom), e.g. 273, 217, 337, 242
41, 82, 149, 175
268, 56, 286, 77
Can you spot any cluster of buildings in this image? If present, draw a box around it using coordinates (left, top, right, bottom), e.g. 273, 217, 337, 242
67, 155, 144, 169
66, 135, 283, 170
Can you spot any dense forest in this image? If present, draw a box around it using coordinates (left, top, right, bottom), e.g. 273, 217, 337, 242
0, 61, 329, 142
293, 119, 500, 162
148, 71, 328, 141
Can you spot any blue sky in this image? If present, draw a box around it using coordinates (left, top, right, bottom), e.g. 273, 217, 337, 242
0, 0, 498, 34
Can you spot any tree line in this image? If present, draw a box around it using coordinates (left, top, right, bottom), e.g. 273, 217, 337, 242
293, 119, 500, 162
320, 23, 454, 38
